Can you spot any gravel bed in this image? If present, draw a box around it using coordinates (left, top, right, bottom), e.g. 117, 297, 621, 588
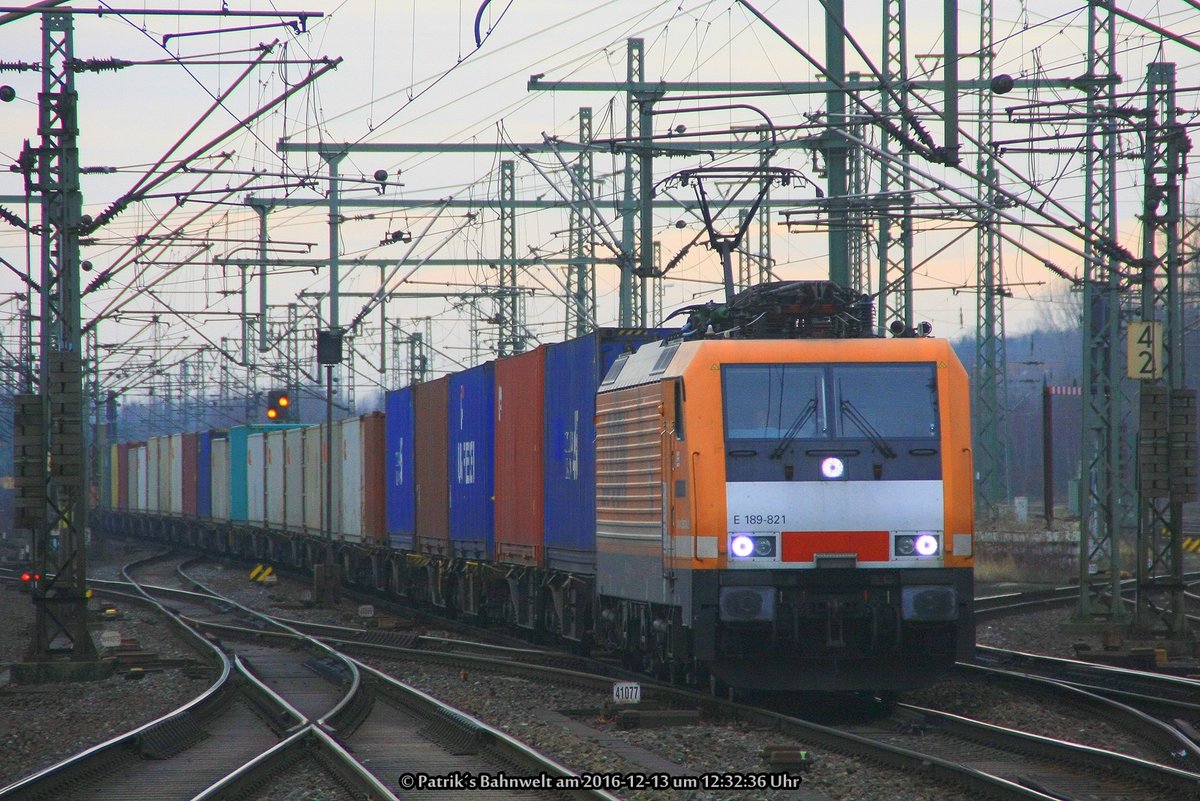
902, 677, 1162, 762
84, 544, 1171, 798
186, 562, 459, 638
365, 656, 973, 801
0, 552, 216, 788
93, 603, 201, 661
87, 542, 162, 581
250, 757, 358, 801
188, 564, 359, 626
976, 606, 1093, 658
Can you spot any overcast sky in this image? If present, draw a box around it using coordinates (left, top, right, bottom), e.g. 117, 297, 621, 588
2, 1, 1198, 400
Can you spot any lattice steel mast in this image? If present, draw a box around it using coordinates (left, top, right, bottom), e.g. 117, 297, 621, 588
1076, 0, 1126, 622
876, 0, 914, 334
1133, 61, 1193, 637
24, 10, 96, 664
973, 0, 1009, 516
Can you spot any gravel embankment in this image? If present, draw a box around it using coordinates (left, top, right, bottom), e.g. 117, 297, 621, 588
250, 758, 358, 801
0, 549, 215, 788
977, 605, 1101, 658
184, 561, 974, 799
902, 678, 1161, 762
0, 541, 1117, 799
0, 584, 211, 786
366, 657, 972, 801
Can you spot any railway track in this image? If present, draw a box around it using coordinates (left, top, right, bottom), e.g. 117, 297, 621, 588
2, 555, 616, 801
236, 590, 1200, 801
973, 645, 1200, 734
15, 550, 1200, 800
975, 572, 1200, 618
853, 702, 1200, 801
0, 561, 297, 800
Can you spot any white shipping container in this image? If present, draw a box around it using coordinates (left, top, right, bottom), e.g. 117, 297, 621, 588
247, 432, 266, 526
211, 437, 230, 520
129, 445, 144, 511
302, 422, 342, 535
145, 437, 160, 513
157, 437, 170, 513
284, 428, 305, 531
303, 425, 324, 532
340, 417, 363, 543
266, 431, 286, 529
169, 434, 183, 515
331, 420, 343, 539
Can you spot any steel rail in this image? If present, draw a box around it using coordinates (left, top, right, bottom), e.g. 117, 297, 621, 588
955, 661, 1200, 767
0, 557, 232, 799
895, 703, 1200, 799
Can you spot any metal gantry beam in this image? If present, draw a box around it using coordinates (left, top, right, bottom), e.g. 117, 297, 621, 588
973, 0, 1010, 517
1076, 0, 1127, 623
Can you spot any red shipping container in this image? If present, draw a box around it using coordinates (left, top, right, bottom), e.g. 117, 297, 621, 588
360, 412, 388, 544
414, 376, 450, 555
117, 443, 130, 510
494, 347, 545, 566
181, 432, 199, 516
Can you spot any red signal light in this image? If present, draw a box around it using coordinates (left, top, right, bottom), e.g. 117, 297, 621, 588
21, 571, 31, 582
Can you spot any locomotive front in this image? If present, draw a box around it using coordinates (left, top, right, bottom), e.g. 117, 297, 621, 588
595, 283, 974, 694
695, 336, 975, 691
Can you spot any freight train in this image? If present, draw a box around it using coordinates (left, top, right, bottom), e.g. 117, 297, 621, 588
100, 282, 975, 693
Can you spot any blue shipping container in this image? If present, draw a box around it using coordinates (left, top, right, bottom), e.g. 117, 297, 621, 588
197, 430, 214, 518
543, 329, 670, 573
448, 363, 495, 559
385, 387, 417, 550
229, 424, 304, 522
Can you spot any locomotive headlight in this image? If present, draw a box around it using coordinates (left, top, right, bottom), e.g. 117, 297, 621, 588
820, 456, 845, 479
895, 532, 941, 558
730, 534, 755, 558
915, 533, 940, 556
729, 534, 776, 559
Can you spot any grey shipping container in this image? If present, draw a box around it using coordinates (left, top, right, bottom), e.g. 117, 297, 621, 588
211, 436, 231, 521
284, 427, 305, 530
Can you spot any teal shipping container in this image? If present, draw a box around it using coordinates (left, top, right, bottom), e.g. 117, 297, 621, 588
228, 423, 306, 522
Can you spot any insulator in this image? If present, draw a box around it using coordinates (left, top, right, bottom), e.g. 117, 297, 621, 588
0, 61, 38, 72
69, 58, 133, 73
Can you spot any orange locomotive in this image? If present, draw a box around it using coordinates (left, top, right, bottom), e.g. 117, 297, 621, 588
592, 282, 974, 692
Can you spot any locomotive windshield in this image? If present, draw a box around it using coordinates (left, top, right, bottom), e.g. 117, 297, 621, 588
723, 362, 939, 441
723, 365, 825, 439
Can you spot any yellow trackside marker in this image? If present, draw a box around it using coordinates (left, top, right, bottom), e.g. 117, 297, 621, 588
256, 566, 274, 582
250, 564, 264, 580
1184, 537, 1200, 553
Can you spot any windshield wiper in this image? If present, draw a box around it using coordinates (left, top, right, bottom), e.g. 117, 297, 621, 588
840, 400, 896, 459
769, 397, 817, 460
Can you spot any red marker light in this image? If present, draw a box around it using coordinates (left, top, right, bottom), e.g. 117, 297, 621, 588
21, 572, 31, 582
